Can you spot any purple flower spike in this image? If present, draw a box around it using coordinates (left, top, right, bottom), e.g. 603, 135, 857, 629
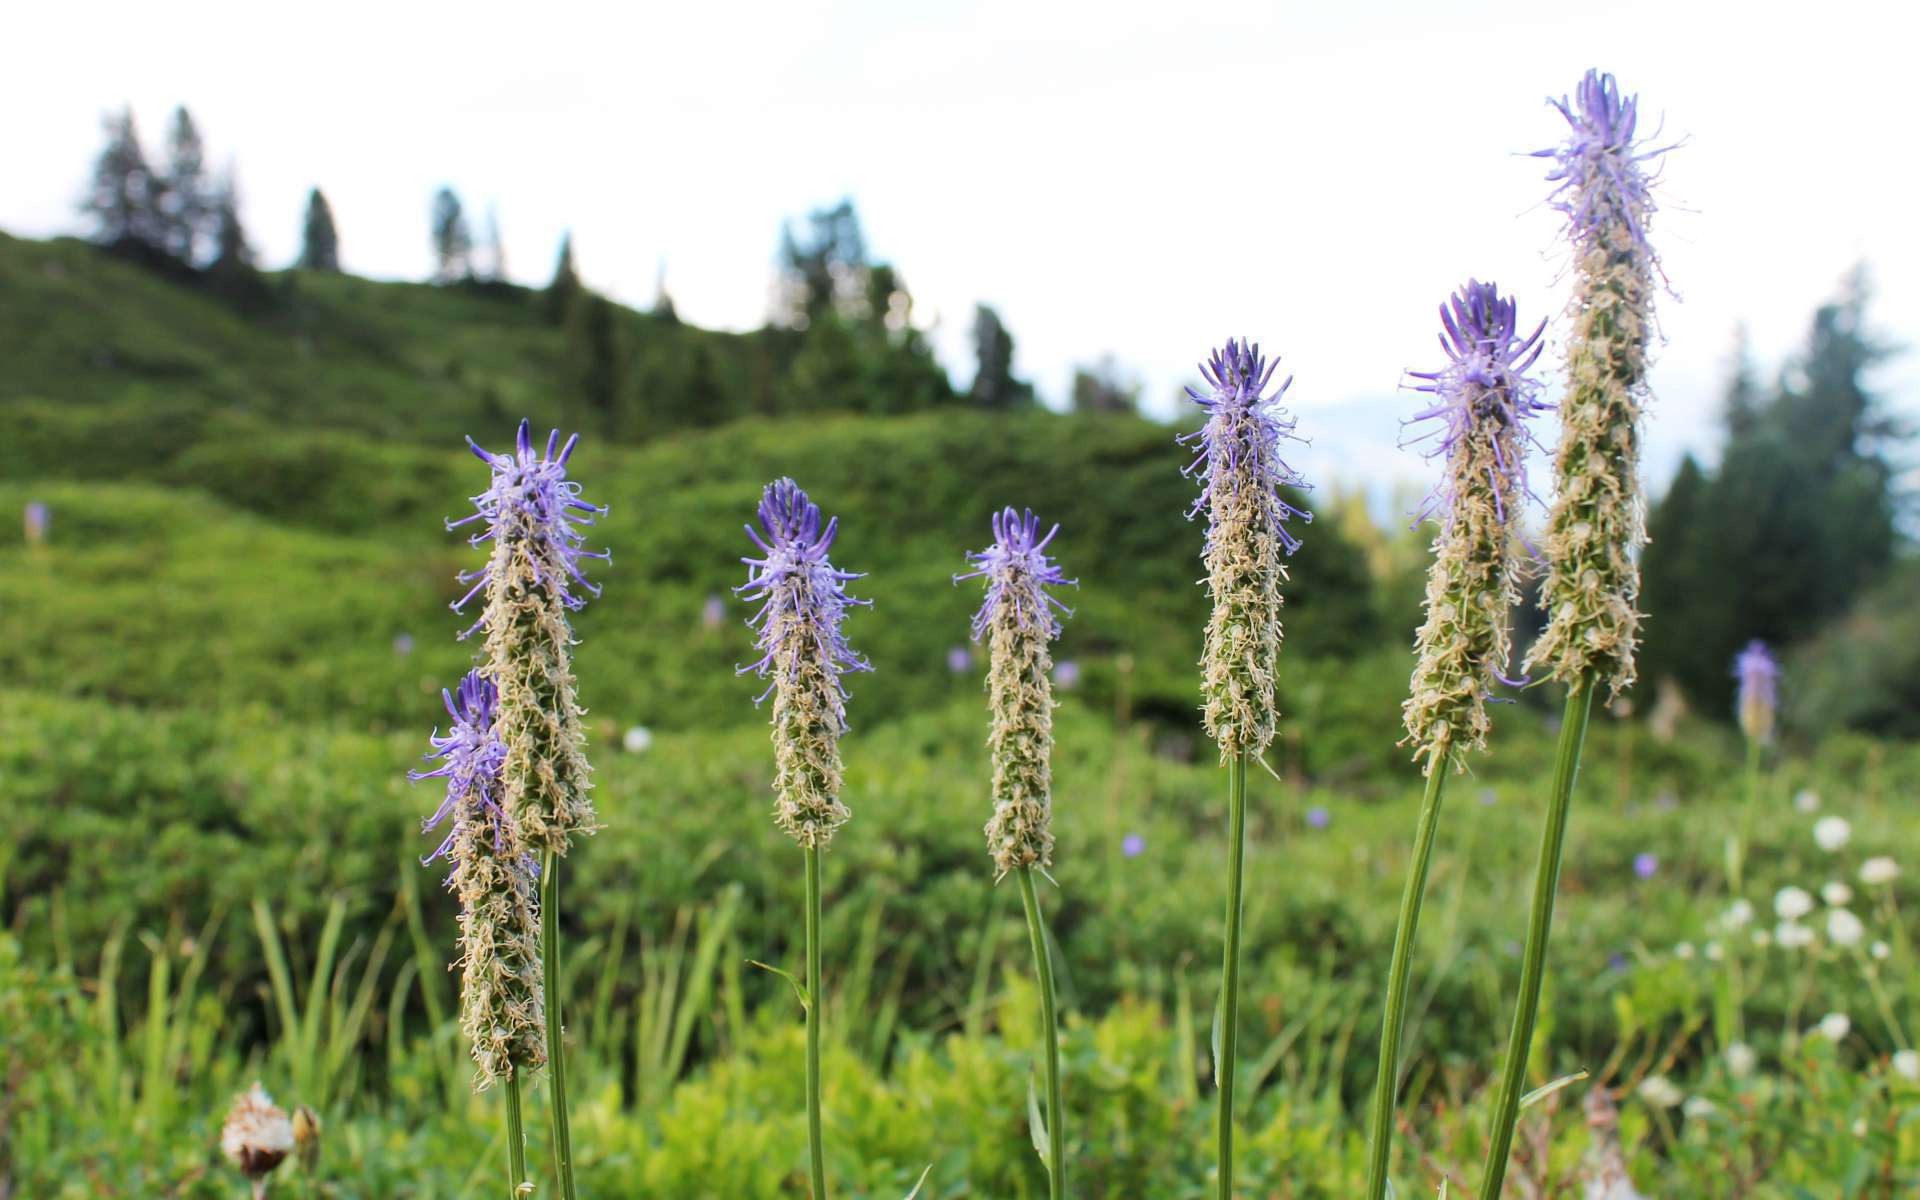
1178, 339, 1312, 557
411, 670, 510, 867
1733, 639, 1780, 744
955, 508, 1076, 641
737, 478, 872, 702
1534, 69, 1672, 257
448, 419, 609, 638
1403, 281, 1552, 526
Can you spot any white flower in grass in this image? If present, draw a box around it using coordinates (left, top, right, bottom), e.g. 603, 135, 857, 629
1775, 922, 1814, 950
1794, 788, 1821, 813
1751, 929, 1772, 948
1822, 881, 1853, 907
1818, 1012, 1851, 1042
1725, 1042, 1758, 1078
1774, 886, 1814, 921
1723, 898, 1755, 929
1814, 816, 1851, 852
1674, 941, 1695, 960
222, 1082, 294, 1181
1860, 856, 1898, 886
1704, 941, 1724, 961
1893, 1049, 1919, 1081
1871, 941, 1891, 961
622, 725, 654, 754
1638, 1074, 1683, 1108
1682, 1096, 1717, 1120
1826, 908, 1865, 948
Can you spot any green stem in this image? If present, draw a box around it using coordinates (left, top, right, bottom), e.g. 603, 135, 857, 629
805, 845, 828, 1200
1363, 764, 1451, 1200
1477, 677, 1594, 1200
1216, 751, 1247, 1200
1018, 867, 1066, 1200
1732, 736, 1761, 894
541, 850, 577, 1200
505, 1062, 529, 1198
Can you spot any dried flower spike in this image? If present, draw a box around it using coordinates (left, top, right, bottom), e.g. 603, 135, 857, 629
957, 507, 1075, 877
410, 670, 546, 1089
1401, 281, 1549, 773
738, 478, 871, 848
1178, 338, 1311, 759
1525, 69, 1670, 697
1733, 639, 1780, 744
222, 1082, 294, 1191
450, 418, 607, 857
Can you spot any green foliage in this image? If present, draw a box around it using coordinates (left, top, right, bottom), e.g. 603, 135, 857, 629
300, 188, 341, 273
1641, 271, 1906, 718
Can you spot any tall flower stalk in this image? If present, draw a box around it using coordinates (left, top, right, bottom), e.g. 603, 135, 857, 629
1365, 281, 1547, 1200
1729, 639, 1779, 891
1480, 70, 1668, 1199
957, 507, 1075, 1199
1178, 339, 1310, 1197
738, 478, 870, 1199
411, 670, 545, 1197
451, 419, 607, 1200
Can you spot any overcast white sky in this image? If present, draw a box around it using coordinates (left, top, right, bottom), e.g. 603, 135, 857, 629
6, 0, 1915, 503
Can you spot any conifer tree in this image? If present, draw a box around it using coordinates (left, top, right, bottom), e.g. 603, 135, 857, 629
564, 291, 624, 434
206, 172, 271, 314
543, 232, 580, 323
299, 188, 341, 271
430, 186, 473, 283
159, 106, 214, 264
81, 106, 158, 248
969, 304, 1033, 408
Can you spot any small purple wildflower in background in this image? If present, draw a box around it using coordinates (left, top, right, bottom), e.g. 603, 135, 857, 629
1633, 852, 1659, 880
701, 593, 727, 631
392, 632, 415, 657
450, 419, 609, 638
1479, 789, 1499, 807
1052, 660, 1081, 690
1122, 833, 1146, 859
23, 500, 49, 546
947, 645, 972, 673
1733, 639, 1780, 745
1306, 805, 1331, 830
738, 478, 870, 848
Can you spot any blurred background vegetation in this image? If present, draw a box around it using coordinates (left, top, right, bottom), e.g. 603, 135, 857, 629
1, 104, 1915, 1196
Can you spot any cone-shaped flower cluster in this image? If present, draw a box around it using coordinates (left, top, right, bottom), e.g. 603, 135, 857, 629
1733, 639, 1780, 745
1526, 69, 1669, 697
411, 670, 546, 1088
1178, 339, 1311, 760
451, 419, 607, 856
1402, 281, 1549, 774
957, 508, 1075, 877
738, 478, 870, 848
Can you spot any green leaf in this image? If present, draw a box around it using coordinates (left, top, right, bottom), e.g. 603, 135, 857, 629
901, 1164, 933, 1199
1027, 1071, 1050, 1169
1519, 1069, 1588, 1111
746, 960, 808, 1012
1210, 997, 1224, 1083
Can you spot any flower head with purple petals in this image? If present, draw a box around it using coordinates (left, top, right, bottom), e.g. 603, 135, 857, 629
956, 508, 1075, 641
1534, 69, 1670, 258
738, 479, 870, 848
412, 671, 511, 866
449, 419, 608, 638
1403, 281, 1551, 527
1734, 639, 1780, 744
1180, 339, 1311, 759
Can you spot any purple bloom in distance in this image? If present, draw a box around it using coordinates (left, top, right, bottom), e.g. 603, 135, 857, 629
411, 670, 510, 867
448, 419, 608, 637
955, 508, 1075, 640
1306, 805, 1330, 830
1633, 852, 1659, 880
23, 500, 49, 545
1052, 660, 1081, 690
702, 593, 727, 631
1733, 639, 1780, 744
1122, 833, 1146, 858
393, 632, 415, 657
947, 645, 972, 674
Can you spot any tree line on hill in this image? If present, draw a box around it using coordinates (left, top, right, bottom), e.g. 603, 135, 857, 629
70, 108, 1911, 737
